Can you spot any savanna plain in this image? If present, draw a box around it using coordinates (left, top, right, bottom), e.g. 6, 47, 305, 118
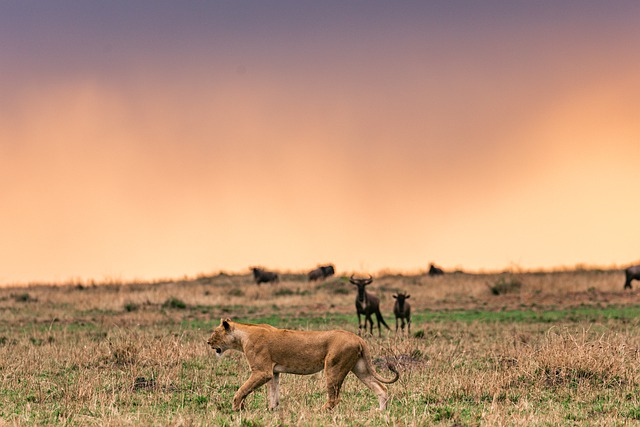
2, 269, 640, 426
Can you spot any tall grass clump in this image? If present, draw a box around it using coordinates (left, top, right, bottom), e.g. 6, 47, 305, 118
518, 328, 639, 389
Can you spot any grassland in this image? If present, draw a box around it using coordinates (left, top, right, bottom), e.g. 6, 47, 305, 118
2, 269, 640, 426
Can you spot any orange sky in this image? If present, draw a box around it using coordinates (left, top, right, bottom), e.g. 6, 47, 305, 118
1, 2, 640, 284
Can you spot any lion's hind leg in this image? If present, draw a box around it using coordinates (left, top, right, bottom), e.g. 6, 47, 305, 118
322, 355, 353, 410
267, 372, 280, 410
351, 359, 389, 410
323, 379, 346, 410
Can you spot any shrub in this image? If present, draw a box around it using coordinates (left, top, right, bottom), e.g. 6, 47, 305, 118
488, 276, 523, 295
124, 302, 139, 312
162, 297, 187, 309
13, 293, 35, 303
227, 288, 245, 297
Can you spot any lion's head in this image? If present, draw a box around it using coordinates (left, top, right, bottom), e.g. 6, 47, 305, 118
207, 318, 237, 356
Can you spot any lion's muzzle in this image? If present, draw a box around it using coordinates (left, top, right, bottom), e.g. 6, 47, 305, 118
207, 340, 223, 356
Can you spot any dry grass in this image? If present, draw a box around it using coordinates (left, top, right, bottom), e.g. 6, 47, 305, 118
1, 269, 640, 425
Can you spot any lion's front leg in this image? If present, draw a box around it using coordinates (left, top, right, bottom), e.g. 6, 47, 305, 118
233, 371, 273, 411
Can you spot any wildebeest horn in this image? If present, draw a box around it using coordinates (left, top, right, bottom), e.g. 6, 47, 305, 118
349, 274, 373, 285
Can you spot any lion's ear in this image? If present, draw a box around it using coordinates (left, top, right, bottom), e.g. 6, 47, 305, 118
222, 319, 232, 332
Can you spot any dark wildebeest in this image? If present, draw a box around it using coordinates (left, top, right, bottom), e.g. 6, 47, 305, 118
393, 292, 411, 335
251, 267, 279, 285
428, 263, 444, 276
624, 265, 640, 290
308, 264, 335, 281
321, 264, 335, 279
350, 275, 390, 337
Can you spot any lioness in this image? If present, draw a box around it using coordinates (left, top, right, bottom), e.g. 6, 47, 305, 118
207, 318, 399, 411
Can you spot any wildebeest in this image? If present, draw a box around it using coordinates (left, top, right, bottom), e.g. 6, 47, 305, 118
308, 264, 335, 281
350, 275, 390, 337
624, 265, 640, 290
393, 292, 411, 335
251, 267, 279, 285
428, 263, 444, 276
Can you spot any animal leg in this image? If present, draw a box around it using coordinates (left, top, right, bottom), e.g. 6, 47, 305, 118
322, 357, 351, 410
352, 359, 389, 411
407, 318, 411, 335
323, 374, 348, 410
366, 314, 374, 336
267, 372, 280, 410
233, 371, 273, 411
395, 317, 399, 333
357, 313, 364, 335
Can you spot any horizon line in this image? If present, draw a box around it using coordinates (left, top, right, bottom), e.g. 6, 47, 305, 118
1, 261, 636, 289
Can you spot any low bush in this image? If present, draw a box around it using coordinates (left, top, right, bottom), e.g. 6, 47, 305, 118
489, 276, 523, 295
162, 297, 187, 309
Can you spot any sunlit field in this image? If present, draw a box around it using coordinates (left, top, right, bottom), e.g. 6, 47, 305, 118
2, 269, 640, 426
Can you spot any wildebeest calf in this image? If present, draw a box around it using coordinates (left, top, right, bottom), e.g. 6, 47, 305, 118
251, 267, 279, 285
624, 265, 640, 290
393, 292, 411, 335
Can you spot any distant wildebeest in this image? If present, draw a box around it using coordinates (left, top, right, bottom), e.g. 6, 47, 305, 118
428, 263, 444, 276
251, 267, 279, 285
308, 264, 335, 281
350, 275, 390, 337
393, 292, 411, 335
624, 265, 640, 290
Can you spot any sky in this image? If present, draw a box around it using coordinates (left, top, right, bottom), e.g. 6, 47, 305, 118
1, 1, 640, 285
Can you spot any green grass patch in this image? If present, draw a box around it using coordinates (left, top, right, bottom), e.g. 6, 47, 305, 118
414, 305, 640, 324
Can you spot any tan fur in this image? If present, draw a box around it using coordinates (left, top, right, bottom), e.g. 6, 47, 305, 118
207, 318, 399, 411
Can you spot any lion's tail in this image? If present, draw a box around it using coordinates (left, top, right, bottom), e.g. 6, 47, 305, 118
360, 341, 400, 384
